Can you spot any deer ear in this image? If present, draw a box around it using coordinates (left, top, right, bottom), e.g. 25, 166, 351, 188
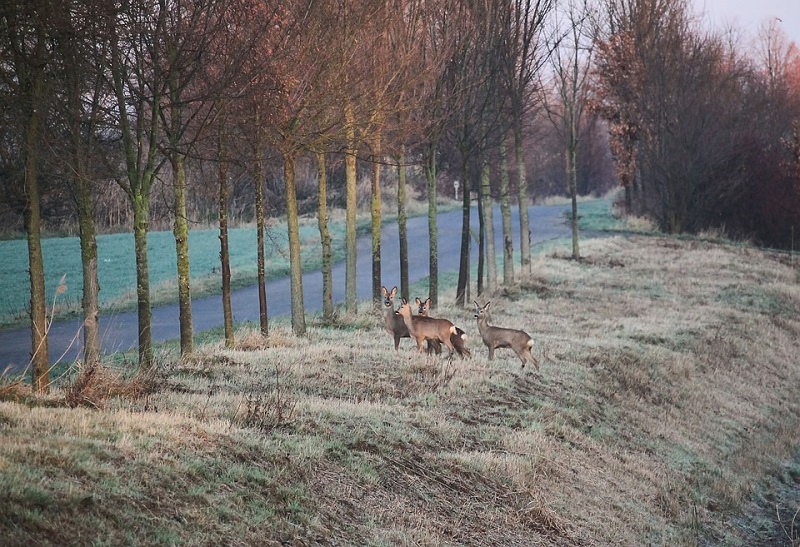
391, 286, 397, 297
425, 298, 431, 306
485, 302, 491, 309
415, 297, 422, 305
381, 286, 387, 296
401, 298, 407, 305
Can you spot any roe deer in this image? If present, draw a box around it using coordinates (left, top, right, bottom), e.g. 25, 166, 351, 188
381, 286, 409, 350
396, 299, 459, 357
473, 301, 538, 369
416, 297, 471, 358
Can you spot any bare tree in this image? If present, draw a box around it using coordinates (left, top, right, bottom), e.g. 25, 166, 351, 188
448, 0, 510, 307
500, 0, 555, 274
51, 0, 108, 367
159, 0, 231, 356
1, 0, 54, 390
105, 0, 171, 368
544, 0, 597, 259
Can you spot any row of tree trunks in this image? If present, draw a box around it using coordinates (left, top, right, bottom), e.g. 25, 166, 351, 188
8, 0, 558, 389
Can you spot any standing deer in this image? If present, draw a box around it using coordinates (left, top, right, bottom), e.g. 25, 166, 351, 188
416, 297, 470, 358
396, 299, 461, 358
381, 286, 409, 350
473, 301, 538, 369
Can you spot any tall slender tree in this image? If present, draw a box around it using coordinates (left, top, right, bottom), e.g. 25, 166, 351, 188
544, 0, 596, 260
316, 149, 334, 321
500, 0, 555, 274
53, 0, 107, 367
499, 141, 515, 285
1, 0, 52, 390
106, 0, 171, 367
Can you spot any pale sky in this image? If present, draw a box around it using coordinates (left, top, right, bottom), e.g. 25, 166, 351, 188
692, 0, 800, 46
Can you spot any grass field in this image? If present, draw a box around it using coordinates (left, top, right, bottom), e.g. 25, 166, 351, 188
1, 220, 799, 545
0, 217, 352, 328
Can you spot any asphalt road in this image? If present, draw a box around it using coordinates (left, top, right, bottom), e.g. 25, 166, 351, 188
0, 203, 570, 373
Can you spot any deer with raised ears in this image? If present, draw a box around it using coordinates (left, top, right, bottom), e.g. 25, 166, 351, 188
416, 297, 471, 358
396, 299, 459, 357
381, 286, 409, 350
473, 301, 538, 369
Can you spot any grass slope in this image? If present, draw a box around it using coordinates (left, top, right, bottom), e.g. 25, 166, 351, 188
1, 234, 800, 545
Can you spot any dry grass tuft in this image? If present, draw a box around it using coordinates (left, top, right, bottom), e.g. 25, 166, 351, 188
0, 378, 29, 401
231, 367, 297, 432
64, 363, 156, 409
233, 326, 302, 351
519, 497, 571, 537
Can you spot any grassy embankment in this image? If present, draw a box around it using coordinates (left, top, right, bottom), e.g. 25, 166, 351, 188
1, 200, 800, 545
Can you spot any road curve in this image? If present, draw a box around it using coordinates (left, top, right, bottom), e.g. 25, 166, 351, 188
0, 203, 569, 373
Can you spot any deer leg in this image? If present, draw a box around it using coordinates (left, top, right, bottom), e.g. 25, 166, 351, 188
394, 335, 401, 350
488, 346, 495, 360
444, 338, 455, 358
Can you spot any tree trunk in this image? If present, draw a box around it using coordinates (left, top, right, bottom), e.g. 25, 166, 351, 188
397, 145, 409, 302
172, 151, 193, 355
316, 151, 333, 321
76, 165, 100, 367
133, 198, 153, 368
477, 177, 485, 297
370, 130, 382, 310
514, 132, 531, 274
284, 153, 306, 335
455, 158, 471, 307
425, 146, 438, 309
218, 130, 234, 348
345, 102, 358, 314
254, 142, 269, 336
500, 144, 515, 286
567, 140, 580, 260
481, 160, 496, 293
68, 55, 100, 367
23, 63, 49, 392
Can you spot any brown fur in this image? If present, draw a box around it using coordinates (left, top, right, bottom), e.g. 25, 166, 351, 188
474, 301, 538, 369
416, 297, 471, 358
381, 286, 409, 350
397, 299, 459, 357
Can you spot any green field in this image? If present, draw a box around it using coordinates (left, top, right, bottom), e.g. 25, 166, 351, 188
0, 218, 346, 327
